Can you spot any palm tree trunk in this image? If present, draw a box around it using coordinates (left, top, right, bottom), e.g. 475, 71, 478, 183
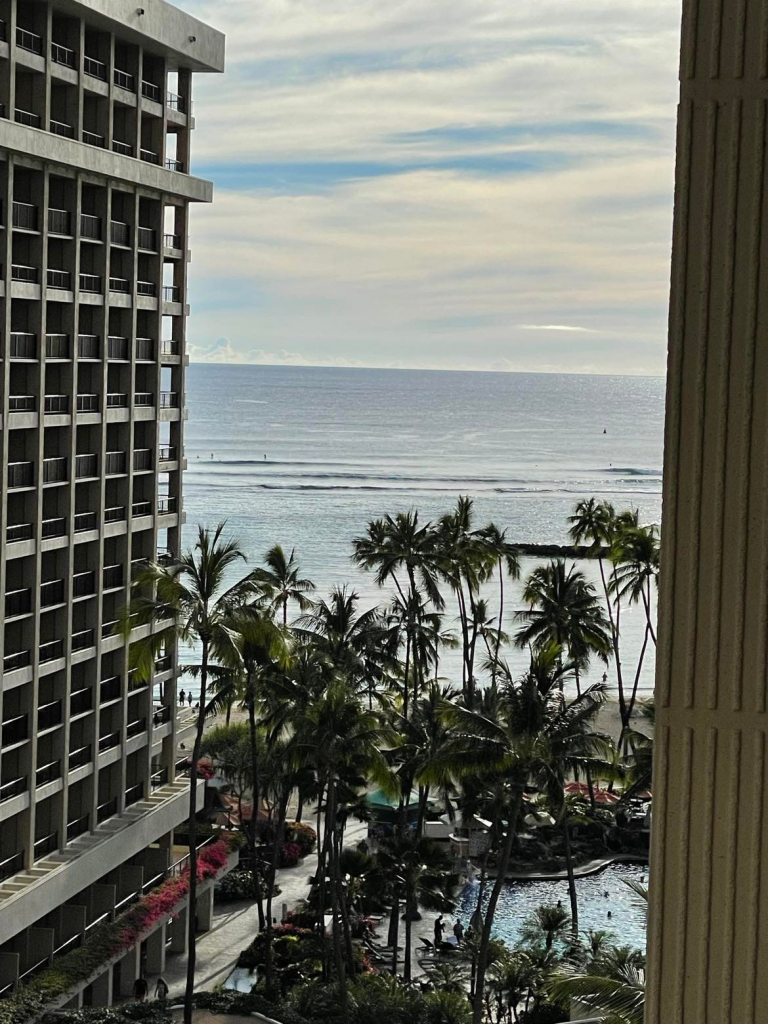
184, 637, 208, 1024
416, 785, 429, 836
403, 887, 413, 983
246, 693, 266, 930
493, 562, 505, 686
402, 630, 411, 722
335, 825, 356, 973
389, 889, 400, 975
326, 781, 349, 1020
562, 820, 579, 936
472, 788, 523, 1024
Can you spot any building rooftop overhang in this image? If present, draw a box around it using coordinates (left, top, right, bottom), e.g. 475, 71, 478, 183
49, 0, 225, 73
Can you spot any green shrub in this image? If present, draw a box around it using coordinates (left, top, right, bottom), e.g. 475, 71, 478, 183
420, 990, 472, 1024
43, 1005, 172, 1024
215, 870, 280, 902
517, 1005, 568, 1024
194, 990, 310, 1024
286, 823, 317, 856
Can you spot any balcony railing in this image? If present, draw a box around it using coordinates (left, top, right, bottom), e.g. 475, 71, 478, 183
72, 628, 95, 652
98, 732, 120, 753
46, 333, 70, 358
165, 159, 184, 173
82, 129, 105, 148
96, 797, 117, 823
7, 523, 34, 543
107, 335, 128, 359
104, 505, 126, 523
44, 394, 69, 414
159, 445, 177, 462
114, 68, 135, 91
47, 268, 71, 289
10, 332, 36, 358
50, 119, 74, 138
105, 450, 127, 475
136, 337, 154, 360
72, 570, 96, 599
100, 676, 121, 704
125, 781, 144, 806
109, 276, 130, 294
102, 619, 119, 638
74, 511, 97, 532
0, 852, 24, 881
68, 746, 92, 773
154, 653, 173, 672
70, 688, 93, 717
43, 457, 68, 484
153, 705, 172, 726
135, 392, 154, 407
163, 233, 182, 250
132, 500, 152, 517
137, 226, 156, 250
12, 263, 38, 283
136, 280, 157, 296
166, 92, 186, 112
80, 212, 102, 239
12, 201, 37, 230
163, 285, 180, 302
41, 517, 66, 539
140, 148, 160, 165
16, 25, 43, 53
5, 588, 32, 618
126, 719, 146, 739
106, 392, 128, 409
2, 715, 28, 747
84, 55, 107, 80
8, 462, 34, 488
75, 453, 98, 478
51, 41, 76, 68
48, 208, 71, 235
157, 497, 177, 516
35, 760, 61, 787
66, 814, 90, 842
133, 448, 152, 471
112, 139, 133, 157
39, 639, 64, 663
33, 832, 59, 860
103, 564, 123, 589
77, 334, 99, 358
38, 700, 63, 732
79, 273, 101, 293
15, 107, 41, 128
8, 395, 35, 412
40, 579, 65, 607
0, 779, 27, 804
142, 79, 161, 101
76, 394, 98, 413
160, 391, 179, 408
151, 766, 169, 788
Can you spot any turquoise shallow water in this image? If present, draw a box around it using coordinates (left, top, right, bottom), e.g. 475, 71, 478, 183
180, 363, 665, 696
458, 862, 648, 951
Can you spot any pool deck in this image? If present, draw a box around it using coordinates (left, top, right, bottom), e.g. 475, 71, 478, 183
499, 851, 648, 882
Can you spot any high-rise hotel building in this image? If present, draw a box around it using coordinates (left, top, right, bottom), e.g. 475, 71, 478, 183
0, 0, 227, 1003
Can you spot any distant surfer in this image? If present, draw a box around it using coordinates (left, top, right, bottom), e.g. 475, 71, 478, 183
264, 454, 267, 460
603, 428, 607, 434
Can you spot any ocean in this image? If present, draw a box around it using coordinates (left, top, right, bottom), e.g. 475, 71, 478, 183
181, 363, 665, 696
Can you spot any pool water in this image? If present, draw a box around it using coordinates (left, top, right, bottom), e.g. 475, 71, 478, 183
458, 862, 647, 951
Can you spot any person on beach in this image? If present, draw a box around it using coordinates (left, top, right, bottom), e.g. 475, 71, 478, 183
187, 691, 193, 706
155, 977, 169, 1002
453, 919, 464, 943
178, 688, 185, 705
434, 915, 444, 946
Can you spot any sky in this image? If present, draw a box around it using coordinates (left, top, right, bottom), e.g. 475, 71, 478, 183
179, 0, 681, 375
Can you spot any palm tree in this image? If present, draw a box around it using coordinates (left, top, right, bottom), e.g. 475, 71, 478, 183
124, 523, 255, 1024
520, 903, 571, 951
477, 523, 521, 681
254, 543, 315, 625
515, 559, 611, 693
548, 951, 645, 1024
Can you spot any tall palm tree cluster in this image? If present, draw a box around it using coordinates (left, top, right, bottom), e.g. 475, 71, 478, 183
122, 497, 658, 1024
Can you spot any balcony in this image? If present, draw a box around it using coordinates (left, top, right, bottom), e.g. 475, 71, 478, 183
7, 523, 33, 543
126, 719, 146, 740
44, 394, 69, 414
42, 517, 66, 539
163, 233, 182, 251
80, 213, 101, 240
40, 579, 65, 608
98, 732, 120, 754
15, 108, 41, 129
79, 273, 101, 293
114, 68, 135, 91
154, 653, 173, 673
12, 264, 38, 283
96, 797, 117, 823
74, 511, 97, 532
82, 129, 105, 148
12, 201, 37, 231
165, 159, 185, 173
51, 41, 76, 68
140, 148, 160, 166
10, 332, 36, 358
68, 746, 92, 773
46, 333, 70, 358
110, 220, 130, 246
133, 448, 152, 471
5, 588, 32, 618
132, 500, 152, 517
3, 650, 31, 672
35, 760, 61, 787
103, 564, 123, 590
76, 394, 98, 413
8, 462, 34, 488
75, 453, 98, 477
33, 832, 59, 860
167, 92, 187, 113
0, 779, 27, 805
100, 676, 121, 704
109, 277, 130, 294
43, 457, 68, 484
158, 497, 177, 516
38, 700, 63, 732
162, 285, 180, 303
39, 639, 64, 664
104, 506, 126, 524
112, 139, 133, 157
105, 450, 127, 475
16, 25, 43, 54
84, 55, 107, 81
137, 226, 156, 250
0, 853, 25, 882
136, 337, 154, 360
2, 715, 28, 747
50, 119, 74, 139
135, 392, 154, 407
136, 280, 157, 296
153, 705, 171, 726
151, 765, 169, 788
47, 268, 71, 290
70, 688, 93, 717
66, 814, 90, 842
142, 80, 161, 102
160, 391, 179, 409
48, 208, 71, 235
78, 334, 100, 358
125, 782, 144, 806
72, 570, 96, 599
8, 395, 35, 412
159, 445, 177, 462
106, 392, 128, 409
72, 629, 94, 652
102, 619, 119, 639
107, 335, 129, 360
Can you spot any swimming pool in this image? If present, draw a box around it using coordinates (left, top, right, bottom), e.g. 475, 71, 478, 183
458, 862, 647, 951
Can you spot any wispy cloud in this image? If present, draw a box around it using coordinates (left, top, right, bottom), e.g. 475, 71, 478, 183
178, 0, 679, 373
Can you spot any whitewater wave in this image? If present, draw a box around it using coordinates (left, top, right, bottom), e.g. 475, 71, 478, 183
603, 467, 661, 476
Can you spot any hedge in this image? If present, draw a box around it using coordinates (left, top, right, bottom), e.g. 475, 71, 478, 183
0, 837, 235, 1024
193, 990, 310, 1024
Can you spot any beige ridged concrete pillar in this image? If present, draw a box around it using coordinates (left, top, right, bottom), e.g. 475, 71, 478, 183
647, 2, 768, 1022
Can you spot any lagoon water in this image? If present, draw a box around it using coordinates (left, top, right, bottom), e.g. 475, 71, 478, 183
181, 363, 665, 695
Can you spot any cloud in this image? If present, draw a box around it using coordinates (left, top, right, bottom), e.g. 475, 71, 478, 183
177, 0, 679, 374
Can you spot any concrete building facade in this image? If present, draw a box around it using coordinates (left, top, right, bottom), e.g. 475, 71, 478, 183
0, 0, 226, 1000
